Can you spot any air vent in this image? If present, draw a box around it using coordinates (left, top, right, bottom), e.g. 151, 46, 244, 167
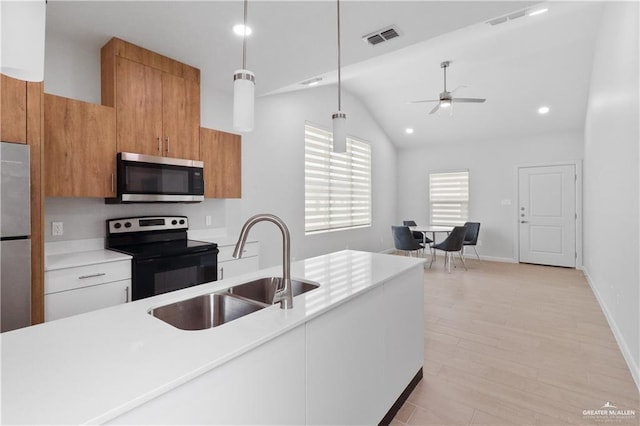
486, 8, 529, 26
362, 26, 401, 46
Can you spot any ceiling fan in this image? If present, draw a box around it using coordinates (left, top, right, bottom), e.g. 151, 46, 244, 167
410, 61, 486, 115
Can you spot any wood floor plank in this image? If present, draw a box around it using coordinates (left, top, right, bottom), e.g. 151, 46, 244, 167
392, 254, 639, 426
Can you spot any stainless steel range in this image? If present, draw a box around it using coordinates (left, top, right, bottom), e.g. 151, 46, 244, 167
106, 216, 218, 301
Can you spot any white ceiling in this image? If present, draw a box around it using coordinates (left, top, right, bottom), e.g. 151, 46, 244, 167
46, 1, 604, 148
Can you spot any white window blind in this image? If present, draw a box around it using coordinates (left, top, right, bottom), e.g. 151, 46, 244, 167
429, 170, 469, 226
305, 123, 372, 234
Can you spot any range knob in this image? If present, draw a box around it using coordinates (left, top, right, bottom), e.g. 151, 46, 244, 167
171, 220, 178, 225
114, 223, 122, 229
179, 219, 185, 225
124, 222, 132, 229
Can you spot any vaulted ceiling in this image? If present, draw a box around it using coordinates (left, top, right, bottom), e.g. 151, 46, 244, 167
46, 1, 604, 147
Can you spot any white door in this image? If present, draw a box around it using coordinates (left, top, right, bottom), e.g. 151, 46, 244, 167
518, 165, 576, 267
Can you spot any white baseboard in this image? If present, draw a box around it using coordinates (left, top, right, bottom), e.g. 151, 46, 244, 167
583, 268, 640, 393
477, 255, 517, 264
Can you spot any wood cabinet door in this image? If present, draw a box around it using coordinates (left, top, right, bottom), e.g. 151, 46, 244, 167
200, 128, 241, 198
44, 94, 117, 197
162, 72, 200, 159
0, 74, 27, 143
115, 57, 163, 156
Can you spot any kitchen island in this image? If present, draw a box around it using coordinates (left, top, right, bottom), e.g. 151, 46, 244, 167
1, 250, 424, 425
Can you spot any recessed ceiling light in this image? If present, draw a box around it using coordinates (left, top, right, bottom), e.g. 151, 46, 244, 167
233, 24, 252, 36
529, 8, 548, 17
538, 106, 550, 114
405, 128, 414, 134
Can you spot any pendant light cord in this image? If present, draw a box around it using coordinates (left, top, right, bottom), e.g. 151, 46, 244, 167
337, 0, 342, 111
242, 0, 248, 69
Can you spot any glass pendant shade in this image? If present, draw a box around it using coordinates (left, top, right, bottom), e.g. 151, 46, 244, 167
332, 111, 347, 153
233, 69, 255, 132
0, 0, 46, 82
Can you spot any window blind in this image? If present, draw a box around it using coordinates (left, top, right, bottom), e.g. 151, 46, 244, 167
305, 123, 372, 234
429, 170, 469, 226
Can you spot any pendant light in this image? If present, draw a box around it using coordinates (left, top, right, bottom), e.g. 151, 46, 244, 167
233, 0, 255, 132
0, 0, 46, 82
332, 0, 347, 153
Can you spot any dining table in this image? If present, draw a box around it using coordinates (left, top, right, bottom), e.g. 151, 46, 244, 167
409, 225, 453, 246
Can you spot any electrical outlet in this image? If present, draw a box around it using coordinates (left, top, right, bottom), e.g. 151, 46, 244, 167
205, 215, 212, 226
52, 221, 64, 236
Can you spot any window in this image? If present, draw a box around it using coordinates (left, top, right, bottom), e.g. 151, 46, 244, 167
304, 123, 372, 234
429, 170, 469, 226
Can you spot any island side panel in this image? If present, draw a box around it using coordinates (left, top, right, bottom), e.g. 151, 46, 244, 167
108, 325, 306, 425
306, 285, 387, 425
382, 265, 424, 408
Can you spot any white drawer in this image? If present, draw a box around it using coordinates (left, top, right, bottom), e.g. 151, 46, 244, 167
45, 260, 131, 294
217, 241, 259, 262
45, 279, 131, 322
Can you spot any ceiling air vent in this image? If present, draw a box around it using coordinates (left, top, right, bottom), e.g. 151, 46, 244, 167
362, 26, 400, 46
486, 8, 529, 26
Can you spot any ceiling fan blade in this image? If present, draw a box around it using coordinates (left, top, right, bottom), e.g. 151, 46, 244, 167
451, 97, 486, 103
429, 103, 441, 115
408, 99, 440, 104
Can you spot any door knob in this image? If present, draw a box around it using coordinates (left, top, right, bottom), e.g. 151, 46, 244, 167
520, 220, 528, 223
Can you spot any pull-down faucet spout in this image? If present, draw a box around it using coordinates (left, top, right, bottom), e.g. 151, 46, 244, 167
233, 214, 293, 309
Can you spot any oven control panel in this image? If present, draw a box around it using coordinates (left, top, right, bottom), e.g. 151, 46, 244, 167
107, 216, 188, 234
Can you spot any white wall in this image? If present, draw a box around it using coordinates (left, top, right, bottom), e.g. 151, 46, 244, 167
397, 131, 584, 261
227, 85, 398, 267
43, 31, 397, 266
583, 1, 639, 390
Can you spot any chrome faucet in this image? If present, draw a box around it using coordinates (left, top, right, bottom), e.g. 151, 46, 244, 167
233, 214, 293, 309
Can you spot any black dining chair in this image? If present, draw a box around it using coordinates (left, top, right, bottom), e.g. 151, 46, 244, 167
402, 220, 433, 246
429, 225, 467, 273
391, 226, 425, 257
462, 222, 481, 260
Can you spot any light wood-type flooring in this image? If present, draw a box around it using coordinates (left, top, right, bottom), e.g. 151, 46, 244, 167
391, 254, 639, 425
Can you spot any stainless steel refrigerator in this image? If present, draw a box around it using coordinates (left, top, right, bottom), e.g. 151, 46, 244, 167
1, 141, 31, 332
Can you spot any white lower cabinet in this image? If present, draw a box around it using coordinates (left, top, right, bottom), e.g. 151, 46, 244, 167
45, 260, 132, 321
109, 325, 306, 425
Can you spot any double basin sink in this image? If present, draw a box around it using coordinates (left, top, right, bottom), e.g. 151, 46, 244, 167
149, 277, 319, 331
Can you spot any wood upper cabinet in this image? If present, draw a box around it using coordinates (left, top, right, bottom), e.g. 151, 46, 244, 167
200, 128, 242, 198
115, 57, 162, 156
44, 94, 117, 197
162, 72, 200, 160
1, 74, 28, 143
102, 37, 200, 160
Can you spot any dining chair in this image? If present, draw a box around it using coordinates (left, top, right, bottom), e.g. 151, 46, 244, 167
429, 225, 467, 273
462, 221, 481, 260
402, 220, 433, 245
391, 226, 425, 257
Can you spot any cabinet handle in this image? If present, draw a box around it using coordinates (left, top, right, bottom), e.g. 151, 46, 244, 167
78, 273, 106, 280
165, 136, 170, 153
157, 137, 162, 153
110, 173, 115, 194
125, 286, 130, 303
520, 220, 528, 224
220, 266, 224, 280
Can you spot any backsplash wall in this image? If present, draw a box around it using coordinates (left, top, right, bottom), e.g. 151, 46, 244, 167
45, 197, 226, 242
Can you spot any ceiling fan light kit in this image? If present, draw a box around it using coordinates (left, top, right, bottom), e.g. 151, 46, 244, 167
233, 0, 255, 132
410, 60, 486, 115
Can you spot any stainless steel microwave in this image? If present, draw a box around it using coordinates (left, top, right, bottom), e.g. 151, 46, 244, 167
106, 152, 204, 203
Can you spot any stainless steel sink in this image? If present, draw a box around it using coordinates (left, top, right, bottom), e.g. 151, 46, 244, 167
227, 277, 319, 306
149, 293, 265, 330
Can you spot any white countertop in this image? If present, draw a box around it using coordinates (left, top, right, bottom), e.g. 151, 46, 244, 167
1, 250, 423, 425
45, 249, 132, 271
